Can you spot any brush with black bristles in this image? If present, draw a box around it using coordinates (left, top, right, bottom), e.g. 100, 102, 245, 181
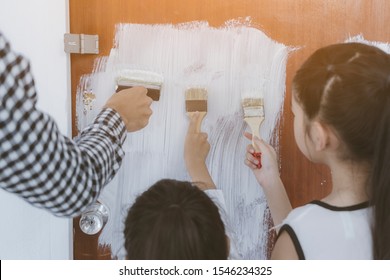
242, 93, 265, 168
185, 88, 208, 132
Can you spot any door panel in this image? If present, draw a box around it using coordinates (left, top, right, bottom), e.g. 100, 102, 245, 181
70, 0, 390, 259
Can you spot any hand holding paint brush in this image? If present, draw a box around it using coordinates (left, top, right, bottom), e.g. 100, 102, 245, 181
244, 132, 279, 180
242, 94, 292, 226
105, 69, 163, 131
185, 88, 207, 132
184, 88, 215, 190
104, 86, 153, 132
242, 96, 264, 168
244, 132, 291, 228
184, 112, 215, 190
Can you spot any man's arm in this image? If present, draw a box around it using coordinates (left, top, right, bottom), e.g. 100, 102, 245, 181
0, 32, 151, 217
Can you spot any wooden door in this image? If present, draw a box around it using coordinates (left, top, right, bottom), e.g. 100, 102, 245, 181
69, 0, 390, 259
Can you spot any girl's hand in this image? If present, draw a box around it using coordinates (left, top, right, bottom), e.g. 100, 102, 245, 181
184, 112, 215, 189
244, 132, 280, 188
184, 112, 210, 169
244, 133, 292, 227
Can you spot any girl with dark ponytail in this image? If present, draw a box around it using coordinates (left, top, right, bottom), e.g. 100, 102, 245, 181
245, 42, 390, 259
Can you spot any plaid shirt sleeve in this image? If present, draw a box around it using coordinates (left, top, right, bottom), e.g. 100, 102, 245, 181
0, 32, 127, 217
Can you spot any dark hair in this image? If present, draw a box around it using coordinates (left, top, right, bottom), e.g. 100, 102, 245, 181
124, 179, 228, 259
293, 43, 390, 259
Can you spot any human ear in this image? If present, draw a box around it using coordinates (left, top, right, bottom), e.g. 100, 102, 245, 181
311, 121, 329, 151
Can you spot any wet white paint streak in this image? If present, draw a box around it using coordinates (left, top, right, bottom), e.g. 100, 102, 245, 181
76, 21, 289, 259
346, 34, 390, 53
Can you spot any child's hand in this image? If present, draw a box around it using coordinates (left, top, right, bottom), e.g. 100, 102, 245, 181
244, 133, 292, 227
244, 132, 280, 188
184, 112, 210, 168
184, 112, 215, 190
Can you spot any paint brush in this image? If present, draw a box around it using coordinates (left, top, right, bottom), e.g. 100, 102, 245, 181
185, 88, 208, 132
242, 94, 264, 168
115, 69, 163, 101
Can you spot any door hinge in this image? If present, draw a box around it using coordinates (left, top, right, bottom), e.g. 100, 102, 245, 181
64, 33, 99, 54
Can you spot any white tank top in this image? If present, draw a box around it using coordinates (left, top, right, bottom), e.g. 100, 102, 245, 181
280, 200, 373, 259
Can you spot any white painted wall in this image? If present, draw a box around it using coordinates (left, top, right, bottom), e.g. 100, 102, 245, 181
0, 0, 72, 259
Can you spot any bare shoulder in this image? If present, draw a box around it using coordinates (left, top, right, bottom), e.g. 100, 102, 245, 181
271, 230, 299, 260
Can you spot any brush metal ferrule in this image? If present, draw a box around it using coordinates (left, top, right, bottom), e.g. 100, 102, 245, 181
185, 100, 207, 112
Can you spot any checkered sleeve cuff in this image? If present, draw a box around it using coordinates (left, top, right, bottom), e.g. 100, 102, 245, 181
76, 107, 127, 182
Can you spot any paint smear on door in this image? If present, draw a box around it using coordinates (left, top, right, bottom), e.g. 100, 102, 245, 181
76, 20, 289, 259
346, 34, 390, 53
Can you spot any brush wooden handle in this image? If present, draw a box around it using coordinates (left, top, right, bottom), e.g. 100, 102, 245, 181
244, 117, 264, 169
244, 117, 264, 151
187, 111, 207, 132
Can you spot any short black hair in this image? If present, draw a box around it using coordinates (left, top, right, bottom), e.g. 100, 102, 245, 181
124, 179, 228, 259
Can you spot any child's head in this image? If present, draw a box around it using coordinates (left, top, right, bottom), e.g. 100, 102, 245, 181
124, 179, 228, 259
293, 42, 390, 259
292, 43, 390, 163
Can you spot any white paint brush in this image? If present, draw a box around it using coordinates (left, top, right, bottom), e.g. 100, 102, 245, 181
185, 88, 207, 132
242, 94, 264, 168
115, 69, 163, 101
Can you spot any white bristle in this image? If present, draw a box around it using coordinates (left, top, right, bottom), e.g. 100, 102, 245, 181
242, 97, 264, 117
185, 88, 208, 100
116, 69, 163, 87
